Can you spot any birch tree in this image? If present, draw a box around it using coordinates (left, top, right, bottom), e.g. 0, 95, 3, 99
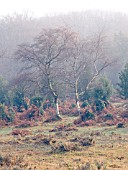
63, 31, 113, 112
15, 27, 77, 119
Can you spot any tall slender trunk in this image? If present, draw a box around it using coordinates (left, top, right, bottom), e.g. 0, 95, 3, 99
54, 96, 61, 118
47, 75, 61, 118
75, 80, 81, 114
75, 92, 81, 112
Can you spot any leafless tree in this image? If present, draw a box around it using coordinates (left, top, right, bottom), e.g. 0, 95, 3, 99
63, 31, 113, 112
15, 27, 78, 118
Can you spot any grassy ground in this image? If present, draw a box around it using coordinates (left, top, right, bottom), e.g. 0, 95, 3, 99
0, 115, 128, 170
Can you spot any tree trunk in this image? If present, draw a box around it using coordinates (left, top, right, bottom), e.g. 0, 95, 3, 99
48, 76, 61, 119
54, 96, 61, 119
75, 92, 81, 114
75, 80, 81, 114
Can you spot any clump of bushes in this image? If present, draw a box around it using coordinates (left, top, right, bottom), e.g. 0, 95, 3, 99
43, 101, 53, 110
44, 114, 62, 123
0, 104, 6, 120
79, 136, 95, 146
0, 154, 28, 169
117, 122, 125, 128
76, 162, 91, 170
12, 129, 32, 137
71, 103, 76, 108
81, 110, 95, 121
95, 99, 105, 112
30, 96, 43, 108
74, 109, 95, 126
81, 101, 89, 108
104, 113, 113, 121
51, 142, 79, 153
121, 110, 128, 119
76, 160, 105, 170
12, 91, 28, 112
0, 104, 15, 124
81, 76, 113, 112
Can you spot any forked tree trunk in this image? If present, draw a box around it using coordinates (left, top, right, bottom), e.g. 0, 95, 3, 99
48, 76, 61, 119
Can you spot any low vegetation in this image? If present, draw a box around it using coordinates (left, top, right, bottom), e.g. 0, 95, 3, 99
0, 96, 127, 169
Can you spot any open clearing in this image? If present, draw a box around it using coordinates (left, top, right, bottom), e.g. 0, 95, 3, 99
0, 115, 128, 170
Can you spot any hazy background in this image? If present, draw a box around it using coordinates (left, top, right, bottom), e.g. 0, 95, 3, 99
0, 0, 128, 85
0, 0, 128, 17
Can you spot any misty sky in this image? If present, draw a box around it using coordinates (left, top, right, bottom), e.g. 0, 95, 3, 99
0, 0, 128, 17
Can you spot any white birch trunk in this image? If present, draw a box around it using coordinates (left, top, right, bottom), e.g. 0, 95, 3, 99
55, 97, 61, 118
75, 92, 81, 115
75, 80, 81, 114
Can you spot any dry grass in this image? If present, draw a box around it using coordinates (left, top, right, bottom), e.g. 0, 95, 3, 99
0, 114, 128, 170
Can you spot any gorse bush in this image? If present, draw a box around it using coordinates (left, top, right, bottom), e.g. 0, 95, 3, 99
95, 99, 105, 112
0, 76, 8, 104
117, 63, 128, 99
30, 96, 43, 107
0, 104, 15, 123
93, 77, 113, 101
80, 89, 93, 102
81, 101, 89, 108
104, 113, 113, 120
13, 90, 27, 112
81, 110, 95, 121
81, 77, 113, 112
71, 103, 76, 108
43, 101, 53, 110
0, 104, 6, 120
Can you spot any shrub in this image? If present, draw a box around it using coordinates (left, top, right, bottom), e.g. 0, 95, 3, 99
74, 118, 82, 125
15, 120, 37, 128
81, 110, 95, 121
81, 120, 95, 126
6, 107, 15, 123
93, 77, 113, 102
13, 91, 27, 112
71, 103, 76, 108
81, 77, 113, 103
94, 160, 105, 170
80, 89, 93, 102
44, 115, 62, 122
0, 105, 14, 124
117, 122, 125, 128
81, 101, 89, 108
0, 154, 27, 168
43, 101, 52, 110
30, 96, 43, 107
104, 113, 113, 121
121, 111, 128, 118
51, 142, 79, 153
117, 63, 128, 99
39, 106, 44, 115
49, 124, 78, 132
95, 99, 105, 111
12, 129, 31, 137
77, 162, 91, 170
0, 76, 9, 105
0, 155, 4, 166
79, 136, 95, 146
0, 104, 6, 120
